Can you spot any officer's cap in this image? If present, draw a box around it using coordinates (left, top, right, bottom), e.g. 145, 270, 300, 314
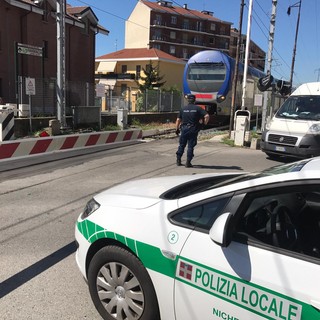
186, 94, 196, 102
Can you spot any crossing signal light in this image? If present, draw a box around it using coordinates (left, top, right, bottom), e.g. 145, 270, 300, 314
276, 80, 292, 96
257, 74, 273, 92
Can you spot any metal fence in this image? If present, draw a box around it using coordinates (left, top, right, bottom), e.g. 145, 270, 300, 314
105, 88, 183, 113
12, 77, 184, 117
136, 89, 183, 113
16, 77, 96, 117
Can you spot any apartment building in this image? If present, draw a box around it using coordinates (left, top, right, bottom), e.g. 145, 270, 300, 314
0, 0, 108, 111
230, 28, 266, 71
125, 0, 232, 60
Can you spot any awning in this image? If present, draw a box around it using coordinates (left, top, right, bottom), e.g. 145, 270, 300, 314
97, 61, 117, 73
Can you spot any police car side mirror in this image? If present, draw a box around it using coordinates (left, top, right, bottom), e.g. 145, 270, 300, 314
209, 212, 233, 247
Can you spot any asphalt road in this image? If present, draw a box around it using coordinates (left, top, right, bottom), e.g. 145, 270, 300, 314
0, 136, 287, 320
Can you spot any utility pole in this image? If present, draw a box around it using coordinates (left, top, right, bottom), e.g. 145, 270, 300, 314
288, 0, 302, 86
241, 0, 253, 110
57, 0, 67, 128
315, 68, 320, 82
229, 0, 245, 137
261, 0, 278, 130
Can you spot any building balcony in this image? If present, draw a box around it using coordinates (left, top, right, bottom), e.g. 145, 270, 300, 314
95, 73, 135, 80
150, 24, 230, 39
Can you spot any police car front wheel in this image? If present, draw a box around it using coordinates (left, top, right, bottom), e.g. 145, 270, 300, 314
87, 245, 160, 320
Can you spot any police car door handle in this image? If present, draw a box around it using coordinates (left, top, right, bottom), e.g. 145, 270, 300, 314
161, 250, 177, 260
311, 300, 320, 311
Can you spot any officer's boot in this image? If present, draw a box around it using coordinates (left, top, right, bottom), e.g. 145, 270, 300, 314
185, 160, 193, 168
176, 157, 182, 166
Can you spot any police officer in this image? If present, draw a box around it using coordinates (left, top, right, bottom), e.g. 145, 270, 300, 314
175, 94, 209, 167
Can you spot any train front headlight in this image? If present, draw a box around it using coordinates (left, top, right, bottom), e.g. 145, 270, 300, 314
216, 95, 226, 103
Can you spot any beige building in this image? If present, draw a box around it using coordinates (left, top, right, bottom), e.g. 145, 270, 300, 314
125, 0, 232, 60
95, 48, 185, 111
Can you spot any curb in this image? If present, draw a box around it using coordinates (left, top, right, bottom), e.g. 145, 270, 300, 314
0, 129, 143, 160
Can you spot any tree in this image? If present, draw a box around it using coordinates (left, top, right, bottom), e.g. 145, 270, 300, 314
136, 60, 166, 91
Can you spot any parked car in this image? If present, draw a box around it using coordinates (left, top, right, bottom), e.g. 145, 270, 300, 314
75, 157, 320, 320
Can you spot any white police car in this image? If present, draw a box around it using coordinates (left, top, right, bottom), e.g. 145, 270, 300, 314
75, 157, 320, 320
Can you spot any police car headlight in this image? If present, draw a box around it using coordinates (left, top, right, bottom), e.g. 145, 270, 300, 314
81, 198, 100, 219
308, 124, 320, 134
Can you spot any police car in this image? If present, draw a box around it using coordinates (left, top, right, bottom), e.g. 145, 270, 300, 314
75, 157, 320, 320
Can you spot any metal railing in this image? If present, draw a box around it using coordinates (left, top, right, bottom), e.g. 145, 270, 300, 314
9, 77, 184, 118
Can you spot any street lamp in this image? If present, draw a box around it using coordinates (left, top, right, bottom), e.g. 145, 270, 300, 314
287, 0, 302, 87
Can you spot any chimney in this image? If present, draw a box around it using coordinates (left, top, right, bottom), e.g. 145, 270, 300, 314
183, 4, 188, 9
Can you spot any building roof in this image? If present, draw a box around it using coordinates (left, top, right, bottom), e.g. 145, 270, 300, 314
66, 5, 98, 23
11, 0, 109, 35
140, 0, 232, 25
66, 4, 109, 35
96, 48, 185, 64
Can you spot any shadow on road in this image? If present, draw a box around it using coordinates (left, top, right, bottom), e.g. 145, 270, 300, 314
0, 241, 76, 299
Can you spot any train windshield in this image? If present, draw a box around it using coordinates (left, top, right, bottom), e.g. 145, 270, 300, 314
276, 96, 320, 120
186, 63, 226, 92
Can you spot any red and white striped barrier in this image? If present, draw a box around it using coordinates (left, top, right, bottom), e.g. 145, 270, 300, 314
0, 129, 143, 160
0, 110, 14, 141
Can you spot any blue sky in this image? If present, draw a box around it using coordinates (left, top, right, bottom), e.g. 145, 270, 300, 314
67, 0, 319, 86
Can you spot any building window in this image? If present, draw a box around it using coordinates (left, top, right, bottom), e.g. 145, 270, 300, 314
210, 23, 216, 31
170, 31, 176, 39
182, 48, 188, 59
170, 45, 176, 55
154, 29, 162, 40
233, 37, 237, 46
155, 14, 162, 25
153, 44, 161, 50
171, 16, 177, 24
193, 35, 201, 45
121, 84, 127, 96
42, 1, 48, 22
209, 37, 215, 45
182, 33, 188, 44
183, 19, 189, 29
136, 65, 141, 79
122, 65, 127, 73
42, 40, 48, 58
196, 21, 203, 32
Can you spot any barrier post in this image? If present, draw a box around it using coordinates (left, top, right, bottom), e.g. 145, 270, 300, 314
0, 110, 15, 141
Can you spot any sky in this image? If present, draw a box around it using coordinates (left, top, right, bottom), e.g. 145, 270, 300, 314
67, 0, 320, 87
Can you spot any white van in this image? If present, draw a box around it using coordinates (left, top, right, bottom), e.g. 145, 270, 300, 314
261, 82, 320, 159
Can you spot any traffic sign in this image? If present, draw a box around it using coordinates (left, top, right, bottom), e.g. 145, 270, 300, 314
96, 84, 105, 97
26, 78, 36, 95
17, 43, 43, 57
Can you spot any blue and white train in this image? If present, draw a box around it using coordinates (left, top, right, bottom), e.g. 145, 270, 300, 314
183, 50, 281, 125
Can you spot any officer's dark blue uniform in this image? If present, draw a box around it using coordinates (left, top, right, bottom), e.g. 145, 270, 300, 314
175, 94, 209, 167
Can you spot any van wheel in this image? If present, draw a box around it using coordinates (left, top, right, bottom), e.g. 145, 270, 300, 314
88, 246, 160, 320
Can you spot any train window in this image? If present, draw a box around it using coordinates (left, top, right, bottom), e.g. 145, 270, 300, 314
187, 63, 226, 81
